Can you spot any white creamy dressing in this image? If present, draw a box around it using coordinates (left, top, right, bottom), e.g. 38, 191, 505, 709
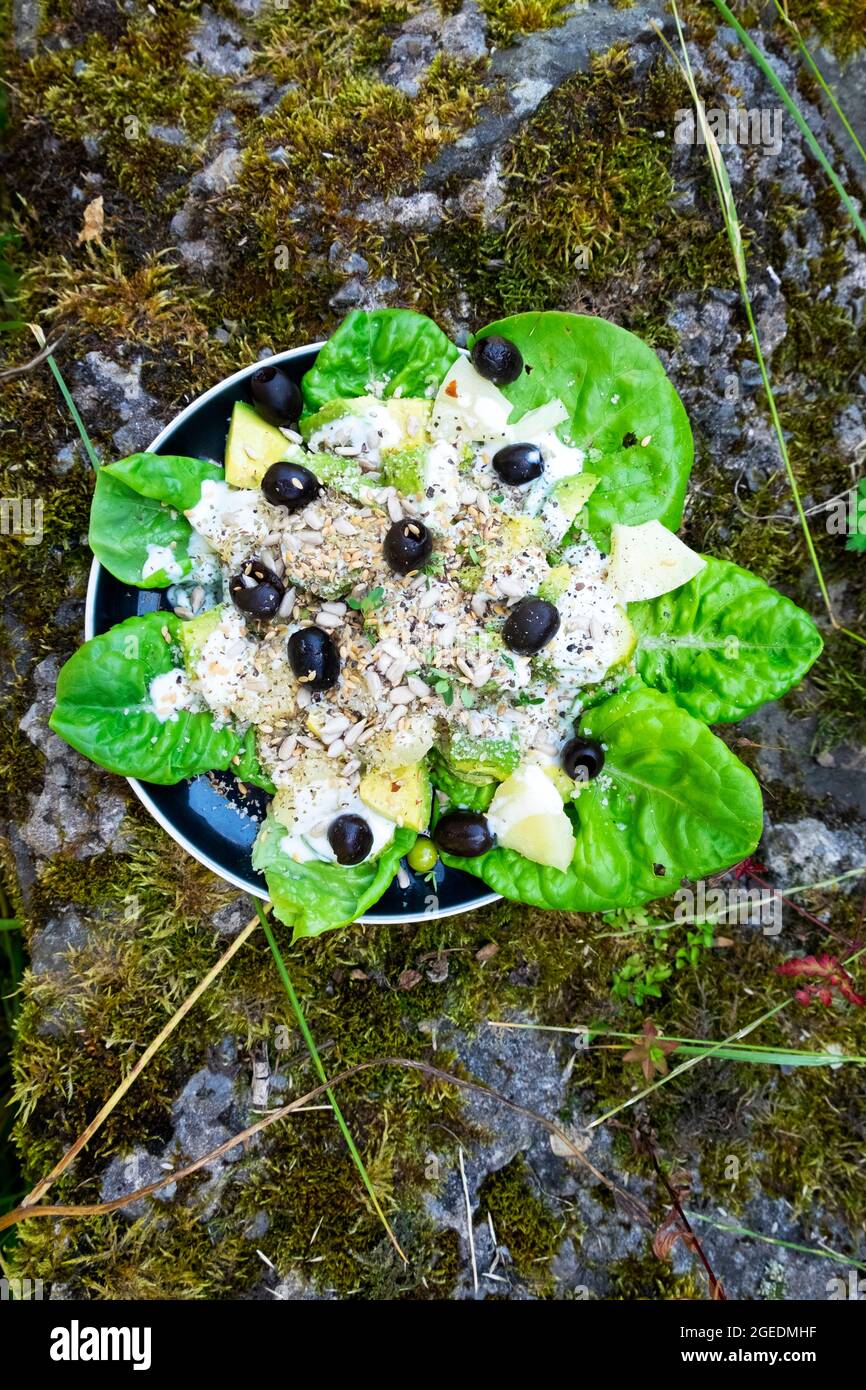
414, 438, 462, 527
142, 543, 185, 582
276, 776, 396, 863
307, 402, 405, 465
148, 669, 200, 722
186, 480, 278, 561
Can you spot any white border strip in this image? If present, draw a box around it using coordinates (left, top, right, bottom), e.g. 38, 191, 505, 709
84, 345, 499, 924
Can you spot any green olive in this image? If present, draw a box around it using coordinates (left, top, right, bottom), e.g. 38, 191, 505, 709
407, 837, 439, 874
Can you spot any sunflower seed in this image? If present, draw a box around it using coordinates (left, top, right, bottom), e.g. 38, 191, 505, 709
320, 716, 350, 743
343, 719, 368, 747
389, 686, 414, 704
407, 675, 430, 698
277, 587, 296, 619
315, 610, 342, 630
497, 575, 523, 599
387, 657, 408, 687
387, 495, 404, 522
326, 739, 346, 757
277, 735, 297, 760
320, 600, 347, 616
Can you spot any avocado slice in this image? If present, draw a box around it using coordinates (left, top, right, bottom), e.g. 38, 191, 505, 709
538, 563, 572, 603
225, 401, 292, 488
445, 731, 521, 784
551, 472, 599, 525
179, 606, 222, 671
381, 443, 429, 496
359, 761, 432, 832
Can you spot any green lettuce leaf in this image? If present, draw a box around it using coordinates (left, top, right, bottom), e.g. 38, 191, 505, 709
629, 556, 823, 724
440, 683, 762, 914
301, 308, 459, 414
472, 311, 693, 548
252, 813, 417, 940
428, 749, 496, 812
846, 479, 866, 552
89, 452, 222, 589
50, 611, 259, 784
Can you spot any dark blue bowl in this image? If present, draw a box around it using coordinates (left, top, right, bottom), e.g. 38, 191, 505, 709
85, 344, 498, 923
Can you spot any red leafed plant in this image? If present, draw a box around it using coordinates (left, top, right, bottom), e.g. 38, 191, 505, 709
776, 953, 866, 1007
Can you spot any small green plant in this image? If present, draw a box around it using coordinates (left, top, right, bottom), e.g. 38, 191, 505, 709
611, 952, 673, 1006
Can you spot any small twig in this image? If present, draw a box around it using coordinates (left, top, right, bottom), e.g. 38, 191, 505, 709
0, 332, 66, 381
458, 1146, 478, 1295
643, 1134, 726, 1300
0, 1055, 652, 1235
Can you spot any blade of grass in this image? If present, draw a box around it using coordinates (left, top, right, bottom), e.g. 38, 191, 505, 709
487, 1021, 866, 1065
585, 942, 866, 1129
596, 865, 866, 939
773, 1, 866, 170
29, 323, 100, 471
658, 7, 865, 647
253, 900, 408, 1264
708, 0, 866, 245
686, 1211, 866, 1273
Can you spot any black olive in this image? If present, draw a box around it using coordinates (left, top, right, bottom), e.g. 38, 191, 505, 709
492, 441, 544, 486
470, 335, 523, 385
433, 809, 495, 858
502, 597, 560, 654
383, 518, 433, 575
328, 813, 374, 865
287, 625, 340, 691
229, 561, 285, 619
261, 460, 321, 510
562, 736, 605, 782
250, 365, 302, 426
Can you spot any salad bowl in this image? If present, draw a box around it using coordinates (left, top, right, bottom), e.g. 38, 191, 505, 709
58, 308, 823, 941
84, 341, 498, 924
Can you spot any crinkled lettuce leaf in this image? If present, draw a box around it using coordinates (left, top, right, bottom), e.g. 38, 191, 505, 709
50, 611, 261, 784
252, 813, 417, 940
89, 452, 222, 589
440, 682, 763, 914
301, 308, 458, 414
629, 555, 823, 723
472, 311, 693, 548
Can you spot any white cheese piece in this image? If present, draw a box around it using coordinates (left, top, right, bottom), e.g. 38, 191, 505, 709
607, 520, 706, 603
432, 356, 513, 443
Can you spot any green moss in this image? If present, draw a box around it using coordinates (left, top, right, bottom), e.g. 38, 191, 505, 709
15, 8, 227, 197
608, 1253, 703, 1300
422, 51, 739, 329
782, 0, 866, 61
477, 1156, 562, 1287
479, 0, 571, 47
